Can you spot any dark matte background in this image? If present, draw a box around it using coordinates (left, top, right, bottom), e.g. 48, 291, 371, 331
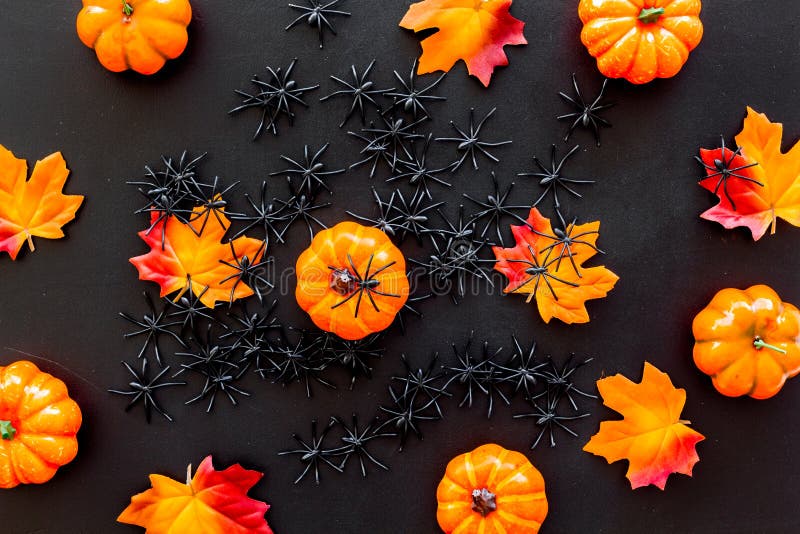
1, 1, 799, 533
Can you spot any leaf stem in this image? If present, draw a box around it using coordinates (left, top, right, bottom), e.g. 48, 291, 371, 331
753, 337, 787, 354
0, 420, 16, 440
638, 7, 665, 24
122, 1, 134, 17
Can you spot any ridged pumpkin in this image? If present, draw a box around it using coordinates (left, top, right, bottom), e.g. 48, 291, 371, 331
693, 285, 800, 399
578, 0, 704, 84
295, 222, 409, 340
77, 0, 193, 75
436, 443, 548, 534
0, 360, 83, 488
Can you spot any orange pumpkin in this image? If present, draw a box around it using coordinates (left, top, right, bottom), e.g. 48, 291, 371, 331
295, 221, 409, 341
0, 360, 83, 488
578, 0, 704, 84
693, 285, 800, 399
77, 0, 193, 75
437, 443, 548, 534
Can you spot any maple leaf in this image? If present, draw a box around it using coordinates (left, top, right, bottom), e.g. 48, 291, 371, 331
118, 455, 273, 534
130, 203, 265, 309
0, 145, 84, 260
399, 0, 527, 87
492, 208, 618, 324
699, 107, 800, 240
584, 362, 705, 490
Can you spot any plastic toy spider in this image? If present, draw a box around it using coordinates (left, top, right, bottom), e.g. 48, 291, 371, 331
492, 337, 547, 398
166, 283, 216, 333
128, 152, 206, 226
528, 218, 603, 278
518, 144, 594, 212
230, 59, 319, 139
558, 73, 614, 146
230, 181, 290, 244
109, 360, 186, 423
463, 172, 529, 246
321, 334, 385, 389
535, 354, 597, 410
388, 134, 452, 200
271, 143, 345, 196
329, 414, 394, 476
377, 382, 440, 451
263, 333, 334, 398
218, 240, 273, 304
187, 176, 240, 235
384, 60, 447, 119
279, 419, 343, 485
359, 115, 427, 171
695, 136, 762, 211
513, 389, 589, 448
503, 242, 579, 302
348, 125, 393, 178
320, 60, 392, 127
222, 299, 281, 346
276, 188, 331, 240
285, 0, 351, 49
185, 362, 251, 413
443, 332, 506, 417
346, 188, 406, 236
392, 189, 444, 244
174, 324, 239, 377
436, 107, 512, 171
392, 352, 450, 418
134, 190, 189, 249
120, 292, 186, 366
329, 253, 401, 318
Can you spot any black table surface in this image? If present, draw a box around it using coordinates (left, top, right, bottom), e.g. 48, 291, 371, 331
2, 1, 799, 533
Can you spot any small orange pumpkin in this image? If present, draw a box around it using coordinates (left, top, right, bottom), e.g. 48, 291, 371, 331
437, 443, 548, 534
578, 0, 704, 84
0, 360, 83, 488
77, 0, 193, 75
693, 285, 800, 399
295, 221, 409, 340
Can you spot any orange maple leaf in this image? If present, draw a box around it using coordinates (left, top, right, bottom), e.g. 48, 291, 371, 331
399, 0, 527, 87
584, 362, 705, 490
0, 145, 84, 260
699, 107, 800, 240
118, 455, 273, 534
492, 208, 618, 324
130, 203, 266, 308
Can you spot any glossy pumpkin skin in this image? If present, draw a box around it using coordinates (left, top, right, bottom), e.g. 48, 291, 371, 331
693, 285, 800, 399
295, 221, 409, 341
77, 0, 193, 75
437, 443, 548, 534
0, 360, 82, 488
578, 0, 704, 84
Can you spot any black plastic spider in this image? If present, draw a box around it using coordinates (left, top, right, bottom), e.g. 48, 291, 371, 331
463, 172, 529, 246
329, 414, 394, 476
384, 59, 447, 119
358, 115, 427, 171
275, 188, 331, 240
133, 189, 189, 250
320, 61, 392, 127
695, 136, 762, 211
174, 324, 239, 377
392, 352, 450, 418
218, 240, 273, 304
262, 333, 334, 398
329, 253, 402, 318
120, 292, 186, 366
230, 59, 319, 139
166, 283, 216, 333
535, 354, 597, 410
388, 134, 452, 199
514, 389, 589, 448
271, 143, 345, 196
109, 360, 186, 423
392, 189, 444, 244
128, 152, 205, 228
222, 299, 281, 346
489, 337, 544, 400
558, 73, 614, 146
502, 241, 578, 303
346, 188, 406, 236
285, 0, 351, 49
527, 218, 603, 278
230, 181, 290, 244
321, 333, 385, 389
186, 176, 240, 236
443, 333, 506, 418
185, 363, 251, 413
377, 382, 440, 451
279, 419, 343, 485
518, 144, 594, 212
436, 107, 512, 171
348, 124, 393, 178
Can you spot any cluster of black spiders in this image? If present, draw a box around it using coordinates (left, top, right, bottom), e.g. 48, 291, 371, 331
281, 331, 596, 484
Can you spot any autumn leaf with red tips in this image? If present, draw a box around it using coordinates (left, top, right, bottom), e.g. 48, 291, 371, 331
697, 107, 800, 240
399, 0, 527, 87
584, 362, 705, 490
130, 203, 266, 308
118, 455, 273, 534
492, 208, 618, 324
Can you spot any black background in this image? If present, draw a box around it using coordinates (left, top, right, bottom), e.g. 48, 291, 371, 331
1, 1, 799, 533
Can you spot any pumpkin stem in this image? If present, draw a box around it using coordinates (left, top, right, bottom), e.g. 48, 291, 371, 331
122, 1, 134, 17
471, 488, 497, 517
753, 336, 787, 355
0, 420, 16, 441
638, 7, 665, 24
